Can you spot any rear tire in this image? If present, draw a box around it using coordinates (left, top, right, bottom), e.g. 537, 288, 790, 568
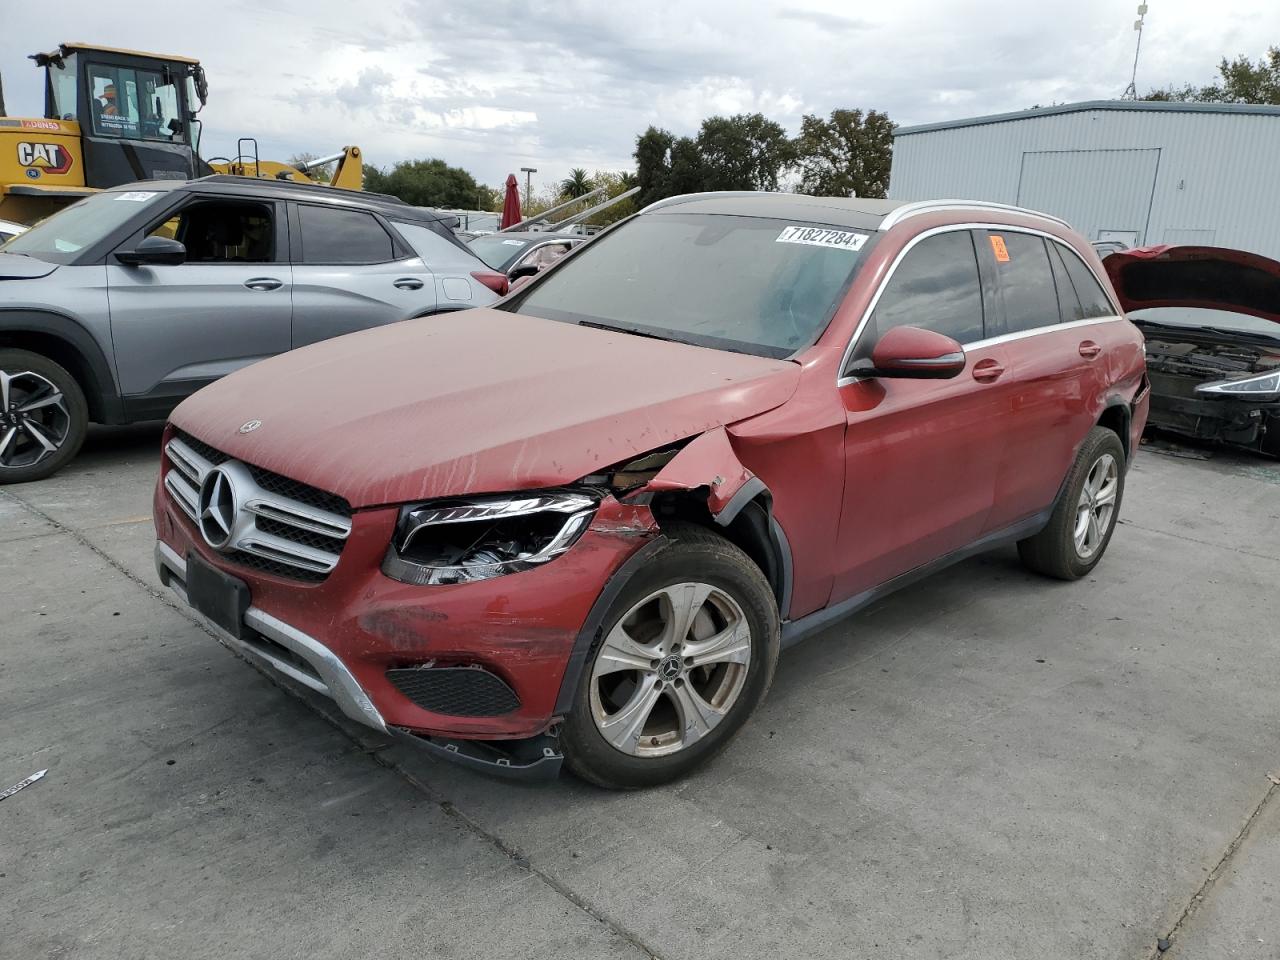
1017, 426, 1126, 580
0, 349, 88, 484
561, 523, 780, 789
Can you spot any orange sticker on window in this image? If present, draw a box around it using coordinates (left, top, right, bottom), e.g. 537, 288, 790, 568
989, 235, 1010, 262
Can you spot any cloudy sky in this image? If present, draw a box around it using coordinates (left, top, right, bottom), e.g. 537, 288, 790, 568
3, 0, 1276, 192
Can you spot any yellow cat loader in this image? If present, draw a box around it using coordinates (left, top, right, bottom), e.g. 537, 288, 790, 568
0, 42, 361, 226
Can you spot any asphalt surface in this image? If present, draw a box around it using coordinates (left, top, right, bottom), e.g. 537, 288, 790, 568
2, 423, 1278, 960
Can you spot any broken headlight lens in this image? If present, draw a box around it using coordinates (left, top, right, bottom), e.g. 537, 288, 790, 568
1196, 369, 1280, 398
382, 492, 598, 586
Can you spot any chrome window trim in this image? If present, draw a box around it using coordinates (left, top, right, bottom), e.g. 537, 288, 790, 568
836, 221, 1122, 387
878, 199, 1070, 231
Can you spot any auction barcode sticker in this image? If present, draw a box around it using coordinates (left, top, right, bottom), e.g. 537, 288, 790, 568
115, 191, 160, 202
776, 226, 869, 251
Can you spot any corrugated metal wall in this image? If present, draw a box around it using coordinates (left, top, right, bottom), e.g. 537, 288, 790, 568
889, 108, 1280, 259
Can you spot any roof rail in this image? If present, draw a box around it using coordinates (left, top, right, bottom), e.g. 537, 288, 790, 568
879, 199, 1070, 230
639, 191, 774, 213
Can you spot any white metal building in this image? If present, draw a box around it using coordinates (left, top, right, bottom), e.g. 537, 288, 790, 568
888, 100, 1280, 259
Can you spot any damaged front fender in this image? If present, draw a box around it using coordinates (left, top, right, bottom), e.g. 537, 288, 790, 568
641, 426, 757, 521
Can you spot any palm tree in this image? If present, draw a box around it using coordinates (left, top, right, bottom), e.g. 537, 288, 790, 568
560, 168, 591, 199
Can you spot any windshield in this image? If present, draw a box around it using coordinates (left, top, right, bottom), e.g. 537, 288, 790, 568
468, 234, 531, 271
510, 213, 870, 358
1130, 307, 1280, 338
5, 190, 165, 264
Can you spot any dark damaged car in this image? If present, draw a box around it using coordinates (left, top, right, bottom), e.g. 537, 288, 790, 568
1106, 245, 1280, 457
154, 194, 1148, 788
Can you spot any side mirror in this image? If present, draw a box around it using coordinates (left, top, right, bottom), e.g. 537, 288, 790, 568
856, 326, 966, 380
508, 263, 539, 281
116, 235, 187, 266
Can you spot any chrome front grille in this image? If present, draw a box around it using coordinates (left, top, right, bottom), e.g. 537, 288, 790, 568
164, 431, 352, 582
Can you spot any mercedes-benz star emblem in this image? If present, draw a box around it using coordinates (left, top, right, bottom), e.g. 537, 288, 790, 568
198, 467, 237, 550
239, 419, 262, 434
658, 656, 682, 681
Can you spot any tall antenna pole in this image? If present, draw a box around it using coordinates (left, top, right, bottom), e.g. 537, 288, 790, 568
1123, 3, 1149, 99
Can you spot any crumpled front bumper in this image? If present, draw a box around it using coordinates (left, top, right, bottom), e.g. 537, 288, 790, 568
154, 476, 659, 771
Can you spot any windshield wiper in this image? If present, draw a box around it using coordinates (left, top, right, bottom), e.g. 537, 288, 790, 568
577, 319, 675, 342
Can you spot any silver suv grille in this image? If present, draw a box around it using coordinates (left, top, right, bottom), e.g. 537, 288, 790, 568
163, 430, 352, 583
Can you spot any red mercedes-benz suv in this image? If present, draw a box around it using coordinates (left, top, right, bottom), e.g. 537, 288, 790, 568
154, 194, 1149, 788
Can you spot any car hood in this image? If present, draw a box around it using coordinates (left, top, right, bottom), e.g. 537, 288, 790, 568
1103, 245, 1280, 325
0, 253, 58, 280
170, 309, 801, 508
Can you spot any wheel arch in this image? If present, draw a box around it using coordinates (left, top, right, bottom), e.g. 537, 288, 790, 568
0, 311, 122, 423
1096, 400, 1132, 460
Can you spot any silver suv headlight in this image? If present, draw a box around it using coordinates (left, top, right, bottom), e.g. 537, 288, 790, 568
1195, 368, 1280, 398
381, 491, 598, 585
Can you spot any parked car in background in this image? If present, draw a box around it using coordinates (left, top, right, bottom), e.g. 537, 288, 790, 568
467, 230, 586, 279
0, 175, 505, 482
0, 219, 27, 244
1105, 244, 1280, 457
154, 194, 1147, 789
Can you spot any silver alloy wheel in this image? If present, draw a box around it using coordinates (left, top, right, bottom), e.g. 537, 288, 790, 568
0, 369, 71, 470
1074, 452, 1119, 560
589, 582, 752, 758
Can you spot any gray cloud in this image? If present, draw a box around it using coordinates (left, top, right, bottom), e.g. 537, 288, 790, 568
1, 0, 1275, 191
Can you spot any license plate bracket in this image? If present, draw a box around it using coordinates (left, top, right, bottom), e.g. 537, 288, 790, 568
185, 553, 250, 640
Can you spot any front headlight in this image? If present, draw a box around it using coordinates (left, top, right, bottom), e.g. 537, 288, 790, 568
1196, 368, 1280, 398
381, 491, 598, 585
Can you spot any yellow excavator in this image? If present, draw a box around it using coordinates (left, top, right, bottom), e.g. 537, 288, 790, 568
0, 42, 361, 226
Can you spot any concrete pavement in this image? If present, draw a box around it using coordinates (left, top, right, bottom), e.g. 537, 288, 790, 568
2, 423, 1277, 959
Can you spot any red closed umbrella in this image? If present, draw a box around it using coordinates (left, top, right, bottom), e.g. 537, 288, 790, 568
499, 173, 521, 229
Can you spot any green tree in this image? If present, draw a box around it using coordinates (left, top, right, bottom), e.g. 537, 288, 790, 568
793, 108, 895, 199
667, 137, 705, 195
560, 167, 592, 199
361, 158, 485, 208
695, 113, 795, 191
634, 126, 675, 206
579, 170, 638, 226
1142, 46, 1280, 104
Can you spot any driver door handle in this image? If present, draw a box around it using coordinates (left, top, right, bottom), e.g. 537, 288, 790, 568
1078, 340, 1101, 359
244, 277, 283, 291
972, 358, 1005, 382
393, 277, 425, 290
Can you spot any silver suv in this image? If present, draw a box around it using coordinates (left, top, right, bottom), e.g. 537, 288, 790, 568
0, 176, 502, 482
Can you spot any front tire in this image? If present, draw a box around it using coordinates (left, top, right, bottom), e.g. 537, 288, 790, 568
0, 349, 88, 484
561, 523, 780, 789
1018, 425, 1126, 580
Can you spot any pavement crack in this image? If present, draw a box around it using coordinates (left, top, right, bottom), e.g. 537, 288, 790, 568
368, 751, 666, 960
0, 490, 172, 603
1145, 777, 1280, 958
1119, 518, 1280, 564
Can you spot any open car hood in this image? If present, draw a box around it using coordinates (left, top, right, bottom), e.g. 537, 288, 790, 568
1103, 245, 1280, 325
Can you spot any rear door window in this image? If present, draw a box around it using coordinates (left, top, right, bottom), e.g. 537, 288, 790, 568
852, 229, 985, 364
297, 205, 395, 264
989, 232, 1059, 334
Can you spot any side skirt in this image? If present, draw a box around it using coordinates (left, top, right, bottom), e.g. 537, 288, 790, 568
780, 510, 1050, 650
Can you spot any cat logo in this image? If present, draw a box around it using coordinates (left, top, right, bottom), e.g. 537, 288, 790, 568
17, 142, 74, 176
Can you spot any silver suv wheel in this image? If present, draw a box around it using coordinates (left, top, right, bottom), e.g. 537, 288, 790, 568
1073, 452, 1119, 560
589, 582, 752, 758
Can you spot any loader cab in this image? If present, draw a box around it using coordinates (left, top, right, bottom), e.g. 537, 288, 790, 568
32, 43, 209, 188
